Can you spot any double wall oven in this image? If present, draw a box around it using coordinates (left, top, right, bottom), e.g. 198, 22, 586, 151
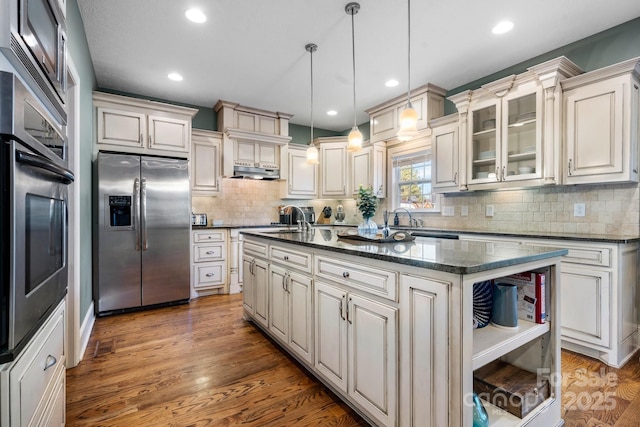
0, 71, 73, 362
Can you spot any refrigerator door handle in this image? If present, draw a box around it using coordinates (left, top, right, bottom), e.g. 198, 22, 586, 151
141, 178, 148, 250
134, 178, 141, 251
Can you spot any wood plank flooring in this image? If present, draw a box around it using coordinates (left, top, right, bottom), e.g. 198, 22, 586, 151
67, 294, 640, 426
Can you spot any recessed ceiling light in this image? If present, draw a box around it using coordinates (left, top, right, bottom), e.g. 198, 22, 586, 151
492, 20, 514, 35
327, 110, 337, 116
168, 73, 183, 81
185, 8, 207, 23
385, 79, 399, 88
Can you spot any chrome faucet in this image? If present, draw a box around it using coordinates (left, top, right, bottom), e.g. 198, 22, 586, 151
282, 205, 312, 232
393, 208, 413, 227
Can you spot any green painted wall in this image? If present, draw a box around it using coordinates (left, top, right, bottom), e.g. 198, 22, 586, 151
289, 124, 341, 145
444, 17, 640, 114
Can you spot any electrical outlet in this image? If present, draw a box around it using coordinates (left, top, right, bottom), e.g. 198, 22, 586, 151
574, 203, 586, 217
461, 205, 469, 216
442, 206, 454, 216
486, 205, 494, 217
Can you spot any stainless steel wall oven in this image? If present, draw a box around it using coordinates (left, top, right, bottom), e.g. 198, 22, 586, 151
0, 71, 73, 362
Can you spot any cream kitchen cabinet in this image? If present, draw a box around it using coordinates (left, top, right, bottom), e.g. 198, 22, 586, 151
315, 280, 397, 427
242, 254, 269, 328
319, 138, 349, 198
431, 114, 463, 193
94, 92, 196, 158
399, 274, 449, 427
191, 230, 228, 296
233, 140, 280, 169
279, 144, 318, 199
349, 142, 386, 198
0, 300, 66, 427
562, 57, 640, 185
191, 129, 222, 195
366, 84, 446, 143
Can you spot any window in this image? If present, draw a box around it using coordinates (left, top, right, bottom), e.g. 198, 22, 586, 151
391, 148, 439, 212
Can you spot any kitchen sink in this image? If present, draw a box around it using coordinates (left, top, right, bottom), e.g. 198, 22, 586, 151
410, 231, 459, 240
259, 229, 303, 234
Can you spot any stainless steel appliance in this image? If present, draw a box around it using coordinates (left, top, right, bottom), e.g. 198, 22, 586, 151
0, 72, 73, 362
279, 206, 315, 225
95, 152, 190, 315
0, 0, 67, 123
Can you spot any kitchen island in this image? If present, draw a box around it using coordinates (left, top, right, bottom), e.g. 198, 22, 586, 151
240, 228, 568, 427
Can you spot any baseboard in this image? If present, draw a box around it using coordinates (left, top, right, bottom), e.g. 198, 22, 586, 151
78, 302, 95, 362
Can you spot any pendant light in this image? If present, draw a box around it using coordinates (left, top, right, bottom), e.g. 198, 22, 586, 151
305, 43, 320, 164
346, 2, 363, 152
397, 0, 418, 141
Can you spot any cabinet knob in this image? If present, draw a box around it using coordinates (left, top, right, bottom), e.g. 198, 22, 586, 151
342, 271, 350, 278
284, 255, 289, 261
205, 273, 215, 277
205, 251, 215, 255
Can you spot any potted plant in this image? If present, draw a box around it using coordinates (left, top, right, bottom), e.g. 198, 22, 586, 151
356, 185, 381, 235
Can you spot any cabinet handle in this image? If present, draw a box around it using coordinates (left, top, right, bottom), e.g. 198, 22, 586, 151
207, 236, 213, 239
149, 134, 153, 145
139, 133, 143, 143
502, 166, 506, 181
495, 167, 500, 181
44, 355, 57, 371
286, 272, 291, 293
342, 271, 350, 278
205, 273, 215, 277
568, 159, 573, 176
205, 251, 215, 255
284, 255, 289, 261
453, 172, 458, 185
339, 298, 345, 320
346, 297, 352, 324
282, 272, 287, 291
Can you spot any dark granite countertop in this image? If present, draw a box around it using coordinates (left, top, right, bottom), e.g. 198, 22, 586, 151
241, 229, 568, 275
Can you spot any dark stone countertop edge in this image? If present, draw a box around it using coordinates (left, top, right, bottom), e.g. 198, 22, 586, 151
242, 231, 569, 275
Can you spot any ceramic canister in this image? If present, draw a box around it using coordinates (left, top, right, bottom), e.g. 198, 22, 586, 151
492, 282, 519, 328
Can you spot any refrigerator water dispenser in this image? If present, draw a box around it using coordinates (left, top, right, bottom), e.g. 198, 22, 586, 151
108, 195, 132, 228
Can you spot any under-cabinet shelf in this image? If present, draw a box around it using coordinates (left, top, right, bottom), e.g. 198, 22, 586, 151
472, 321, 550, 370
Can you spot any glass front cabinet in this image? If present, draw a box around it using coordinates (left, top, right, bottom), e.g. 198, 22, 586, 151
468, 77, 543, 188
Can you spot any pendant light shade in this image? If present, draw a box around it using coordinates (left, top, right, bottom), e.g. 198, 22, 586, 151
346, 2, 362, 152
397, 0, 418, 142
305, 43, 320, 164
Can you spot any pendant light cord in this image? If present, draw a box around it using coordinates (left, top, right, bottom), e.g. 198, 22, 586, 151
406, 0, 411, 104
351, 9, 357, 128
310, 46, 314, 142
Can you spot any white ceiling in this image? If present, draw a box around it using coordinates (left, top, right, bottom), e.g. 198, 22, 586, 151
77, 0, 640, 132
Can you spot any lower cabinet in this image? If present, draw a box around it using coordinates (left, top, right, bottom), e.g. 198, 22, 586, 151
192, 230, 228, 296
268, 264, 313, 364
242, 254, 269, 328
399, 274, 449, 427
0, 300, 66, 427
315, 280, 398, 427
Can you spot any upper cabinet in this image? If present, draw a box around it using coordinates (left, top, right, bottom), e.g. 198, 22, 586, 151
191, 129, 222, 195
366, 84, 447, 143
448, 56, 583, 192
562, 58, 640, 185
214, 100, 292, 177
94, 92, 197, 158
280, 144, 318, 199
350, 142, 386, 198
319, 137, 349, 198
431, 114, 462, 193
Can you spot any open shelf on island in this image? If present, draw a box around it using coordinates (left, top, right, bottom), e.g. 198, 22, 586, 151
472, 320, 550, 370
479, 397, 556, 427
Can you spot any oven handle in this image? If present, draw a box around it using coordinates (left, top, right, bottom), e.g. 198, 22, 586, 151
15, 150, 74, 184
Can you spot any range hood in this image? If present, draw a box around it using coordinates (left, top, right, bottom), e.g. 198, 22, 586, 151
231, 165, 280, 180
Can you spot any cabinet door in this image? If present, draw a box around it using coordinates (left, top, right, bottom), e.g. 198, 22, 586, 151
148, 115, 190, 153
191, 133, 221, 194
468, 99, 500, 184
242, 256, 255, 314
268, 264, 289, 343
257, 142, 279, 169
288, 271, 314, 365
433, 122, 460, 192
399, 275, 449, 427
286, 147, 318, 198
315, 281, 348, 393
561, 265, 611, 347
501, 89, 542, 181
320, 143, 348, 197
253, 258, 269, 328
97, 107, 146, 148
565, 79, 637, 184
351, 146, 372, 195
348, 293, 397, 427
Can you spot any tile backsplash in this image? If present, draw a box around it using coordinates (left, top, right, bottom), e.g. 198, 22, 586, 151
192, 178, 640, 237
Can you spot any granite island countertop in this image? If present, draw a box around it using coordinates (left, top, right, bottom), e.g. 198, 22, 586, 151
241, 228, 568, 275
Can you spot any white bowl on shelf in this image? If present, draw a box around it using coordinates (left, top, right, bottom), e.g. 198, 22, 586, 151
478, 150, 496, 160
515, 112, 536, 123
475, 171, 489, 179
482, 119, 496, 130
518, 166, 534, 174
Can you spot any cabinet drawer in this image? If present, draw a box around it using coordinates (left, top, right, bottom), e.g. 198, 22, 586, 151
193, 262, 227, 288
11, 304, 65, 427
563, 247, 611, 267
270, 245, 312, 273
193, 230, 226, 243
193, 242, 226, 262
315, 255, 397, 301
244, 239, 268, 257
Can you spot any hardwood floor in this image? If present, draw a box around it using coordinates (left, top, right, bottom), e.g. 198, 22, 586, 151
67, 294, 640, 426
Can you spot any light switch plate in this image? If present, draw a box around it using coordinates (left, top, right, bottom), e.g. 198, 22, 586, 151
442, 206, 454, 216
574, 203, 586, 217
486, 205, 494, 217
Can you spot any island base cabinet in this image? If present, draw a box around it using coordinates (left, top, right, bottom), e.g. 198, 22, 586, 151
399, 274, 449, 427
314, 281, 397, 427
242, 255, 268, 327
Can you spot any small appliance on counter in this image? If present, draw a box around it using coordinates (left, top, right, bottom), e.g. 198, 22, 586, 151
192, 213, 208, 226
279, 206, 315, 225
334, 205, 346, 224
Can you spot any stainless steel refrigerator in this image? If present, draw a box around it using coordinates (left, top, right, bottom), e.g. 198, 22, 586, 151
95, 152, 190, 315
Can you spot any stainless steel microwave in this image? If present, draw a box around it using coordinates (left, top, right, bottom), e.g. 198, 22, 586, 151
0, 0, 67, 125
